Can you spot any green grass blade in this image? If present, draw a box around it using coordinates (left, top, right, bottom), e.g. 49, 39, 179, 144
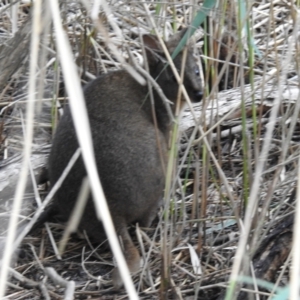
171, 0, 217, 59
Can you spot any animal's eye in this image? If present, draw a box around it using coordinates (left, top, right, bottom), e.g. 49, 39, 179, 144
171, 69, 180, 82
195, 67, 200, 76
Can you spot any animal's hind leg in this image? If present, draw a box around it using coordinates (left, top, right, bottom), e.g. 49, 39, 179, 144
112, 222, 141, 288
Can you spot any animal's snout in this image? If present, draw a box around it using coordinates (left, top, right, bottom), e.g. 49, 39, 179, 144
194, 90, 203, 101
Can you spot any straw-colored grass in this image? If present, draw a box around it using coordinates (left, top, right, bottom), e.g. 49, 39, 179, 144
0, 0, 299, 299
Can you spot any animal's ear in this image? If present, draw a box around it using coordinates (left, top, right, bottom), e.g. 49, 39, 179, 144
166, 27, 190, 49
142, 34, 163, 66
175, 27, 189, 41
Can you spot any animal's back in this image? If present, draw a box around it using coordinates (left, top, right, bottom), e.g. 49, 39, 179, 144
48, 69, 166, 241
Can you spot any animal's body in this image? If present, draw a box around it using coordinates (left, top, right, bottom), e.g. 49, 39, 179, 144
39, 29, 203, 286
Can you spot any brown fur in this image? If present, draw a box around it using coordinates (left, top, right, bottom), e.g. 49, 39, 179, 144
47, 29, 203, 287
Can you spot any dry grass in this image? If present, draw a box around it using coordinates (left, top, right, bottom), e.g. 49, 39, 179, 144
0, 0, 299, 299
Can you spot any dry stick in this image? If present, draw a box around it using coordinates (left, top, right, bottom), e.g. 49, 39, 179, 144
80, 244, 111, 284
11, 0, 19, 34
201, 54, 264, 75
175, 126, 198, 190
249, 262, 259, 300
9, 267, 40, 288
10, 266, 52, 300
39, 284, 51, 300
48, 0, 138, 299
81, 247, 103, 282
226, 10, 297, 299
138, 211, 164, 292
44, 267, 75, 300
28, 245, 51, 300
0, 0, 42, 297
19, 110, 42, 208
0, 95, 70, 115
36, 6, 52, 116
135, 225, 155, 290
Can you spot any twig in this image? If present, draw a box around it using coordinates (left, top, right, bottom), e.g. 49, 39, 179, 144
44, 267, 75, 300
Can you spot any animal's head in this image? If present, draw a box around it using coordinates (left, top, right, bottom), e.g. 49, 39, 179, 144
142, 28, 203, 105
